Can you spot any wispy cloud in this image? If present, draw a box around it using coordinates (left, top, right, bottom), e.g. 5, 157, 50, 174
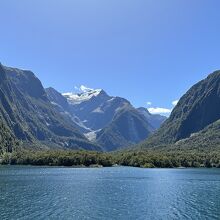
148, 107, 172, 115
147, 101, 152, 106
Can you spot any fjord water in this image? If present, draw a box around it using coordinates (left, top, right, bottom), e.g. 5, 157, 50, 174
0, 167, 220, 220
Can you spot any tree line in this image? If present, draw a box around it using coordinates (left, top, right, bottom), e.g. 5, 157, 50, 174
1, 148, 220, 168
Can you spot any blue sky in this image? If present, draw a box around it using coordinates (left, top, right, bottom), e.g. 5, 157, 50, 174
1, 0, 220, 115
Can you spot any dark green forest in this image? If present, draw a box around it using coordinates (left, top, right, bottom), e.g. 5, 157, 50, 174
1, 148, 220, 168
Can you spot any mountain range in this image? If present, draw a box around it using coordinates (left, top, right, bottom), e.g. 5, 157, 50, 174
46, 85, 166, 150
1, 62, 219, 154
0, 63, 166, 152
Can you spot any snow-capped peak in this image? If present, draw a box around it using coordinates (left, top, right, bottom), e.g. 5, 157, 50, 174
63, 89, 103, 105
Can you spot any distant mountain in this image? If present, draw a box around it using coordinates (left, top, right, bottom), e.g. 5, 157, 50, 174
0, 64, 100, 151
63, 89, 131, 131
47, 87, 165, 151
137, 107, 167, 129
96, 106, 154, 151
46, 87, 90, 133
140, 71, 220, 148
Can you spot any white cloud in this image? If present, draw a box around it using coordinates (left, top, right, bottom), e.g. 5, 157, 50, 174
144, 99, 179, 116
172, 100, 179, 106
148, 107, 172, 115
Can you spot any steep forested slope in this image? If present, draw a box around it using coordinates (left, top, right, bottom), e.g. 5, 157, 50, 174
140, 71, 220, 148
0, 64, 100, 151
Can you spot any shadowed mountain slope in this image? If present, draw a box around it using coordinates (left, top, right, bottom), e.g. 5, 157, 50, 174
140, 71, 220, 149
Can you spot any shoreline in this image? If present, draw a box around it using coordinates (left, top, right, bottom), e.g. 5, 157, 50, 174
0, 164, 217, 169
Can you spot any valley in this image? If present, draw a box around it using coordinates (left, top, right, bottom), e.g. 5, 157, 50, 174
0, 63, 219, 169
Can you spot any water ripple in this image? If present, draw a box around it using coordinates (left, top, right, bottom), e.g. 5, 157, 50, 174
0, 167, 220, 220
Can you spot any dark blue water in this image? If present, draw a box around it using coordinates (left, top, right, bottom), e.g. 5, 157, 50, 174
0, 167, 220, 220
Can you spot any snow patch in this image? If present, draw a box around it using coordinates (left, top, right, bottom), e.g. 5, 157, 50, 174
63, 89, 102, 105
92, 107, 104, 113
85, 131, 97, 141
107, 97, 116, 102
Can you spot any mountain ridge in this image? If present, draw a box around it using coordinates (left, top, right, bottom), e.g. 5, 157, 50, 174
96, 106, 154, 151
47, 87, 166, 151
139, 70, 220, 149
0, 64, 101, 151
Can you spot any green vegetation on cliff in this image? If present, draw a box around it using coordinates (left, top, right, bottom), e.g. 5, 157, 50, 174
141, 71, 220, 148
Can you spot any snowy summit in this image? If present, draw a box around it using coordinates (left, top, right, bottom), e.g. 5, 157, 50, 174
63, 86, 103, 104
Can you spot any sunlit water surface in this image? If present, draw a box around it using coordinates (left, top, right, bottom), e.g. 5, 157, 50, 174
0, 166, 220, 220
